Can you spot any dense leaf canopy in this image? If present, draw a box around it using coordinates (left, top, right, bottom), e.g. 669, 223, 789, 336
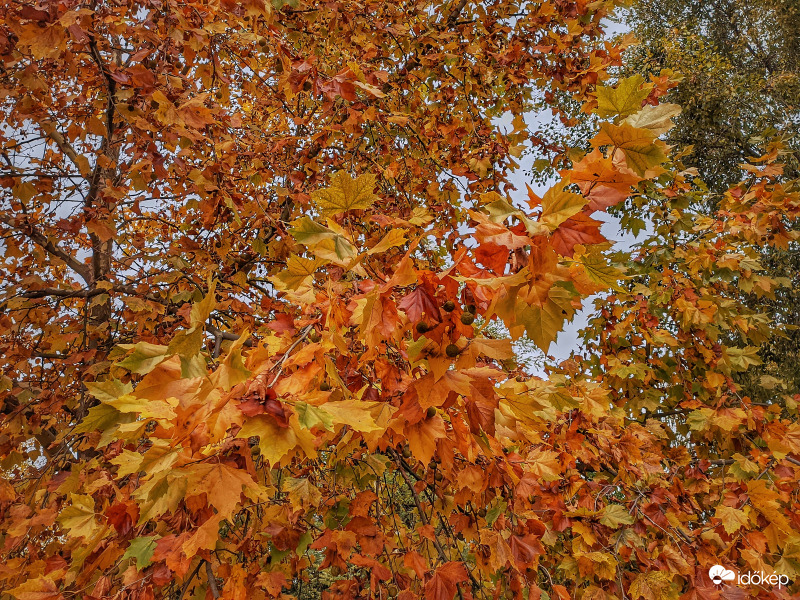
0, 2, 798, 600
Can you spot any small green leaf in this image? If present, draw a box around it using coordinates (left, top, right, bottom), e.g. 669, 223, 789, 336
122, 536, 159, 570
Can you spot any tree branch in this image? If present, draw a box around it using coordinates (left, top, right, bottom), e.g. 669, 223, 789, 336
0, 215, 90, 282
39, 121, 86, 175
177, 559, 205, 600
205, 561, 220, 599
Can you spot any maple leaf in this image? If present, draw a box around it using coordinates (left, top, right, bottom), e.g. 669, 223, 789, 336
398, 287, 441, 323
540, 185, 588, 230
57, 494, 98, 539
184, 463, 258, 519
550, 213, 606, 257
8, 577, 64, 600
624, 103, 682, 136
714, 505, 749, 535
406, 414, 447, 465
628, 572, 675, 600
404, 551, 429, 578
518, 284, 577, 351
480, 529, 514, 572
122, 536, 158, 570
592, 123, 668, 175
283, 477, 323, 512
425, 562, 469, 600
594, 74, 652, 119
273, 253, 328, 291
312, 171, 379, 216
295, 401, 334, 431
238, 414, 316, 466
598, 504, 635, 528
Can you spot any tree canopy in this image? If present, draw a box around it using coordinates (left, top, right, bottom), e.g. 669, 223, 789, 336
0, 2, 799, 600
623, 0, 800, 415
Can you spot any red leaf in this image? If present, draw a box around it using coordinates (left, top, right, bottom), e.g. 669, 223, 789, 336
398, 287, 441, 323
550, 212, 605, 257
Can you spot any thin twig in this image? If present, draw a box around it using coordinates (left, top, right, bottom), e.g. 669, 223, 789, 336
205, 561, 220, 599
177, 560, 205, 600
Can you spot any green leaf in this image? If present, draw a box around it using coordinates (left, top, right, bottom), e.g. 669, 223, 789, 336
486, 499, 507, 526
594, 75, 652, 119
166, 326, 204, 358
295, 401, 334, 431
122, 536, 158, 570
576, 250, 625, 290
289, 217, 357, 265
290, 216, 337, 246
115, 342, 168, 374
519, 284, 577, 351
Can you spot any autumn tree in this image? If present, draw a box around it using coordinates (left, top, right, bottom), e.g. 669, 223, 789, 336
622, 0, 800, 411
0, 2, 799, 600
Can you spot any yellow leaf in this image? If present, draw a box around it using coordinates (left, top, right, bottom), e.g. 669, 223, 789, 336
628, 572, 675, 600
570, 250, 624, 292
714, 504, 749, 534
238, 414, 317, 466
323, 399, 392, 433
540, 185, 587, 230
289, 217, 357, 265
312, 171, 379, 216
594, 74, 652, 119
598, 504, 634, 528
592, 123, 668, 175
105, 394, 177, 422
115, 342, 168, 374
191, 279, 217, 327
274, 254, 328, 290
525, 447, 561, 481
469, 338, 514, 361
368, 229, 407, 254
57, 494, 97, 539
576, 551, 617, 580
9, 576, 64, 600
283, 477, 322, 512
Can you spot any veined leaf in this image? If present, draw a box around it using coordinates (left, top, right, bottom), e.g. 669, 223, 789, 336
312, 171, 379, 216
594, 74, 652, 119
592, 122, 668, 175
540, 185, 587, 230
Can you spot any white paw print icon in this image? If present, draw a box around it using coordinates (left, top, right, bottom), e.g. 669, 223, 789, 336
709, 565, 736, 585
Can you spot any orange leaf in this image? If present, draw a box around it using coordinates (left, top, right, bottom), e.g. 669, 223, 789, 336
424, 562, 469, 600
